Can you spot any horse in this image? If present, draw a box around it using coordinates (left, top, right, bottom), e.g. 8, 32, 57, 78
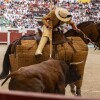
64, 21, 100, 94
65, 21, 100, 49
0, 24, 89, 96
2, 21, 97, 80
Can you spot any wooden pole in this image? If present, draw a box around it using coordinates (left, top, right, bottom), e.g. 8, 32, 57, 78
49, 0, 53, 58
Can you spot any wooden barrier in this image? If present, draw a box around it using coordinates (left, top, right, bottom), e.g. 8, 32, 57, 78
0, 32, 22, 45
10, 33, 22, 43
0, 90, 99, 100
27, 30, 35, 34
0, 32, 7, 44
8, 30, 19, 34
0, 29, 36, 44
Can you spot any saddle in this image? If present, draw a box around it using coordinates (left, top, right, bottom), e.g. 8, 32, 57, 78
52, 30, 66, 45
52, 30, 77, 53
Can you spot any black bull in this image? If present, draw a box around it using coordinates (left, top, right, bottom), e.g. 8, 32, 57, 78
1, 59, 81, 94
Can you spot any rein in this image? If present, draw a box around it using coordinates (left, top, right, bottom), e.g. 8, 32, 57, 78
79, 30, 96, 47
80, 21, 100, 50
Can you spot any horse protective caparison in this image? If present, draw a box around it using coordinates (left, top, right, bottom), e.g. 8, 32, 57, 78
65, 21, 100, 49
0, 23, 88, 96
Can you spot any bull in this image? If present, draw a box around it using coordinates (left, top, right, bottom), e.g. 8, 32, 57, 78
1, 59, 81, 94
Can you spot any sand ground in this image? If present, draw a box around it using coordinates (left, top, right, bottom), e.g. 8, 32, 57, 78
0, 44, 100, 98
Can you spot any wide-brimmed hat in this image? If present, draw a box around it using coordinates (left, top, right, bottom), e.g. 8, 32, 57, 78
55, 7, 72, 22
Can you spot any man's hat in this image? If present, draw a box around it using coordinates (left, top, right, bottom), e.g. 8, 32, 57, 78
55, 7, 72, 22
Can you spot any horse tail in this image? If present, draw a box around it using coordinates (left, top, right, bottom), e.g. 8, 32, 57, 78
0, 44, 12, 79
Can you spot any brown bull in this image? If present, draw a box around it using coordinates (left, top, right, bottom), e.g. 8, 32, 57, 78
1, 59, 80, 94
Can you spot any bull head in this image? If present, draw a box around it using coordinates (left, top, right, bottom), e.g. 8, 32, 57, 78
65, 60, 83, 84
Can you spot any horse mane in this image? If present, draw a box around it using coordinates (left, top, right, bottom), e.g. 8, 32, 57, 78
77, 21, 94, 29
64, 29, 90, 44
64, 29, 83, 37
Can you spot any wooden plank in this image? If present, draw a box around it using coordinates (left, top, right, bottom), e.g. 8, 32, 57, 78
0, 32, 7, 43
10, 33, 22, 43
0, 91, 99, 100
0, 32, 22, 44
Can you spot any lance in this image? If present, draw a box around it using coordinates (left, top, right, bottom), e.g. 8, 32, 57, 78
49, 0, 53, 58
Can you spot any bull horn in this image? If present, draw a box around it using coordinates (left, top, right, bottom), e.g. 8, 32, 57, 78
70, 61, 84, 65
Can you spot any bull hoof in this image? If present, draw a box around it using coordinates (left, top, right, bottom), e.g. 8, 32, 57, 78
69, 83, 75, 95
71, 89, 75, 95
76, 89, 81, 96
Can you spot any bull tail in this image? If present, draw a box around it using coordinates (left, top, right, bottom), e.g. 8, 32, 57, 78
0, 44, 12, 80
1, 72, 17, 86
1, 74, 12, 86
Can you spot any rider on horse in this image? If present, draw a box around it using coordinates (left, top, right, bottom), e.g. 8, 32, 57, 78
35, 7, 79, 56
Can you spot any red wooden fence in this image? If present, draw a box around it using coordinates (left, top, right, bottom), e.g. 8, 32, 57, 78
0, 30, 35, 44
0, 32, 22, 44
8, 30, 19, 34
10, 33, 22, 43
27, 30, 35, 35
0, 90, 99, 100
0, 32, 7, 43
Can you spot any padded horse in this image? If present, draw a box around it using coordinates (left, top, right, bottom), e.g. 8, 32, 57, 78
64, 21, 100, 95
0, 24, 88, 96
